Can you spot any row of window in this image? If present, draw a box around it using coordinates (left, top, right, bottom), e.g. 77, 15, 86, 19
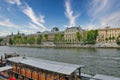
65, 34, 75, 37
99, 34, 119, 37
65, 30, 78, 33
97, 39, 115, 42
106, 30, 120, 32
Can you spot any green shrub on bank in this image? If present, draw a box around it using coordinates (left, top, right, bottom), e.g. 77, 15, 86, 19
116, 37, 120, 45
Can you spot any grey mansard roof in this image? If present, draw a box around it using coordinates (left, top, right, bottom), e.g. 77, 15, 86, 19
39, 31, 64, 34
65, 27, 85, 32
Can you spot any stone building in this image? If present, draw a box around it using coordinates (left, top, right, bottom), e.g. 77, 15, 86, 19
64, 26, 84, 42
37, 27, 64, 42
51, 27, 59, 32
96, 27, 120, 43
38, 31, 64, 42
0, 32, 25, 45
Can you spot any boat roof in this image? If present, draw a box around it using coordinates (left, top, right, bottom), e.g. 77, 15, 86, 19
90, 74, 120, 80
7, 56, 84, 75
80, 73, 92, 78
0, 66, 12, 72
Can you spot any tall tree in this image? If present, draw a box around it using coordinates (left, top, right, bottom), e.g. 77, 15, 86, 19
0, 38, 3, 42
86, 30, 98, 44
76, 32, 81, 42
9, 37, 13, 45
116, 37, 120, 45
44, 34, 48, 41
37, 35, 42, 44
27, 36, 35, 44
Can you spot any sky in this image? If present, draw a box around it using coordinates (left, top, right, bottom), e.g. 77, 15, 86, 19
0, 0, 120, 36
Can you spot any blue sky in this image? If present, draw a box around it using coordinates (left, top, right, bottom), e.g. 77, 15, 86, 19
0, 0, 120, 36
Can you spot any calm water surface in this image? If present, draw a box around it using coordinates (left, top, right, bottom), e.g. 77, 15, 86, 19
0, 46, 120, 77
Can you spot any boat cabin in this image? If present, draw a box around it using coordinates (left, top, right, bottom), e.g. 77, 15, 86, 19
7, 56, 84, 80
0, 66, 12, 79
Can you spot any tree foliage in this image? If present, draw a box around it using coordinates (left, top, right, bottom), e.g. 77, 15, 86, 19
76, 32, 82, 42
0, 38, 3, 42
37, 35, 42, 44
10, 35, 43, 45
44, 34, 48, 41
116, 37, 120, 45
54, 34, 64, 42
13, 35, 22, 44
9, 37, 13, 45
85, 30, 98, 44
27, 36, 35, 44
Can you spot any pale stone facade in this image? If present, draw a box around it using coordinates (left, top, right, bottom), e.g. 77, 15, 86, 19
97, 27, 120, 43
64, 27, 84, 41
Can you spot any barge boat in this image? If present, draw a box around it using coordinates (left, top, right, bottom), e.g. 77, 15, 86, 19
7, 56, 84, 80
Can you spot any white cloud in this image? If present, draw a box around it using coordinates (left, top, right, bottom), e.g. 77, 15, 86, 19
65, 0, 79, 27
28, 23, 40, 30
86, 0, 120, 29
100, 11, 120, 27
89, 0, 109, 17
6, 0, 22, 6
0, 19, 19, 28
22, 4, 47, 31
84, 24, 103, 30
24, 22, 46, 31
20, 23, 47, 34
20, 29, 35, 34
0, 31, 11, 37
39, 15, 45, 23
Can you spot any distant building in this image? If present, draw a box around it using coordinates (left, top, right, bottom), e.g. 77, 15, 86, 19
64, 26, 84, 41
36, 27, 64, 42
38, 31, 64, 42
36, 31, 41, 34
51, 27, 59, 32
96, 27, 120, 43
1, 32, 25, 45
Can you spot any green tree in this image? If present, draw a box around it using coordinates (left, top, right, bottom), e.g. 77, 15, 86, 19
54, 34, 64, 42
76, 32, 82, 42
54, 34, 58, 42
37, 35, 42, 44
13, 35, 22, 44
119, 33, 120, 38
23, 36, 28, 44
0, 38, 3, 42
59, 34, 64, 41
44, 34, 48, 41
82, 32, 87, 43
116, 37, 120, 45
112, 36, 115, 40
9, 37, 13, 45
109, 37, 111, 41
27, 36, 35, 44
105, 37, 108, 42
86, 30, 98, 44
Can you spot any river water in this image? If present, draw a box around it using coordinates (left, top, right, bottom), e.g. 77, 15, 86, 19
0, 46, 120, 77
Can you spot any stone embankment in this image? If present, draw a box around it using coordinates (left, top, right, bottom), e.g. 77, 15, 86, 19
10, 42, 120, 48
